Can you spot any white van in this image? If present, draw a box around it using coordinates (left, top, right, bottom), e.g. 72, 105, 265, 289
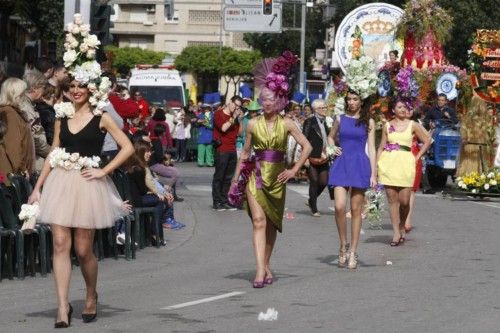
128, 65, 186, 110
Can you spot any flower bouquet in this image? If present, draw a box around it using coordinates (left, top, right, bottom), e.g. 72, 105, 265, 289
228, 160, 255, 207
456, 170, 500, 194
364, 184, 385, 229
19, 203, 40, 233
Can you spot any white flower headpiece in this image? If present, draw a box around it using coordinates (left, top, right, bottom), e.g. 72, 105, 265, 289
55, 13, 112, 118
345, 56, 379, 100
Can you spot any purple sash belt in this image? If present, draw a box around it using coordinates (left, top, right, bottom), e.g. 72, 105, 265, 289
254, 149, 285, 189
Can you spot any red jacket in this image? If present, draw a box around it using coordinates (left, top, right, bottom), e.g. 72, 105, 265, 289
137, 98, 150, 120
108, 94, 140, 131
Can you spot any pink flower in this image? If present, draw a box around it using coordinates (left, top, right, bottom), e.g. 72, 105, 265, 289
267, 81, 277, 91
383, 143, 400, 151
280, 82, 289, 92
388, 125, 396, 133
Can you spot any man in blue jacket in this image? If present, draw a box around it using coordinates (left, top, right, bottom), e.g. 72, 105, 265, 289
424, 93, 459, 129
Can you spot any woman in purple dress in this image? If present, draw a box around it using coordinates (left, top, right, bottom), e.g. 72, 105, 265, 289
327, 89, 376, 269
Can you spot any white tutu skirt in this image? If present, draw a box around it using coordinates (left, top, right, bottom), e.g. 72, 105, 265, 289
38, 168, 127, 229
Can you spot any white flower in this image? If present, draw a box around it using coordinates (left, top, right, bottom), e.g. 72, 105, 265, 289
73, 14, 83, 25
72, 61, 101, 84
88, 82, 97, 92
99, 77, 112, 91
471, 189, 477, 194
69, 153, 79, 162
86, 49, 96, 59
54, 102, 75, 119
89, 96, 98, 106
490, 180, 497, 186
458, 181, 465, 188
484, 184, 490, 190
79, 24, 90, 36
487, 172, 494, 179
63, 49, 78, 67
71, 25, 81, 35
79, 42, 89, 53
84, 35, 101, 49
325, 116, 333, 128
18, 203, 39, 221
66, 23, 75, 33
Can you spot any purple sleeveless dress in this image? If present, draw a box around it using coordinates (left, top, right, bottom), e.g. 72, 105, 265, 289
328, 115, 371, 189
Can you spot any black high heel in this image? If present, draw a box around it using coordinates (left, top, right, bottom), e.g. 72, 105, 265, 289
54, 304, 73, 329
82, 293, 98, 323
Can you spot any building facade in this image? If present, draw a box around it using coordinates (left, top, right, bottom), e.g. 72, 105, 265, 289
110, 0, 249, 54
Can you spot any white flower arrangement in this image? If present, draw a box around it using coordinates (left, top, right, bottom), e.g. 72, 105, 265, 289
61, 13, 111, 117
48, 147, 101, 171
19, 203, 40, 232
19, 203, 39, 221
364, 185, 385, 229
54, 102, 76, 119
345, 55, 379, 99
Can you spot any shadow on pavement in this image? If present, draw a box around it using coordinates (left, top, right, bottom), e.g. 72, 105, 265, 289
25, 300, 131, 320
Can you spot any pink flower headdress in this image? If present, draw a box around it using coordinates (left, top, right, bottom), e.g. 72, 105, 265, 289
253, 50, 298, 112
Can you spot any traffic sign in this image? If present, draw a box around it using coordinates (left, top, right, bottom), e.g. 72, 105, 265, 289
223, 4, 282, 33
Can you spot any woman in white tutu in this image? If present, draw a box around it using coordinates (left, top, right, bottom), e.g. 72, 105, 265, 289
28, 15, 134, 328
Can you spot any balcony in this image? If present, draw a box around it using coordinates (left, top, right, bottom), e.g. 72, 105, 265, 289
111, 21, 158, 35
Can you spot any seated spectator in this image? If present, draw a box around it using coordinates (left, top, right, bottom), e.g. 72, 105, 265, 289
123, 140, 185, 245
22, 70, 50, 171
150, 124, 184, 202
0, 78, 35, 180
146, 108, 173, 149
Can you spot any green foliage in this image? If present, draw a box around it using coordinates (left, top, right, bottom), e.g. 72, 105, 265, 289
105, 46, 166, 76
220, 49, 261, 77
15, 0, 64, 40
174, 46, 222, 74
174, 46, 261, 76
395, 0, 453, 45
438, 0, 499, 68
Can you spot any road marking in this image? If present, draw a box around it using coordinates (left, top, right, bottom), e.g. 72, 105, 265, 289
161, 291, 246, 310
469, 201, 500, 210
185, 185, 212, 192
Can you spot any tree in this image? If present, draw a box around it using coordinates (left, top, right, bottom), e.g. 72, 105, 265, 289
175, 46, 261, 98
220, 48, 261, 99
105, 46, 166, 76
438, 0, 499, 67
15, 0, 64, 40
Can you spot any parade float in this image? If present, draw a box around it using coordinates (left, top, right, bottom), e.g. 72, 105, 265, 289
327, 0, 500, 194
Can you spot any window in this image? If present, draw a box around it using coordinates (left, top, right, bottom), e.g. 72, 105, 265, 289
129, 7, 148, 22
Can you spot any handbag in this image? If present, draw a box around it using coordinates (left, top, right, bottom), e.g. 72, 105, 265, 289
20, 215, 37, 234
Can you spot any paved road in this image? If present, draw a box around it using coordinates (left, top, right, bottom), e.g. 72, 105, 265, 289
1, 163, 499, 333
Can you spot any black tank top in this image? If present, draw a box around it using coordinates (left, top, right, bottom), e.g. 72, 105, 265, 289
60, 116, 106, 157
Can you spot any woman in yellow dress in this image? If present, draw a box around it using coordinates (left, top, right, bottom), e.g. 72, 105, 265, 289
232, 87, 311, 288
377, 99, 431, 246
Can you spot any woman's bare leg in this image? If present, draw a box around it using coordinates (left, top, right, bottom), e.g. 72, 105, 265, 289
264, 221, 277, 278
51, 225, 72, 323
74, 228, 98, 315
333, 187, 349, 249
385, 186, 402, 243
246, 188, 267, 283
349, 189, 365, 253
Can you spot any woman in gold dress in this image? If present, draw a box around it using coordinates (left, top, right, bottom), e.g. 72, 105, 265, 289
232, 87, 312, 288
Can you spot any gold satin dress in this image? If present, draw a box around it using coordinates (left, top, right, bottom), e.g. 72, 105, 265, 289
246, 115, 288, 232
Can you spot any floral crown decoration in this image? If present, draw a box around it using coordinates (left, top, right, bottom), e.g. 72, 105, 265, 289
55, 13, 112, 118
345, 55, 379, 100
253, 50, 298, 112
394, 66, 420, 110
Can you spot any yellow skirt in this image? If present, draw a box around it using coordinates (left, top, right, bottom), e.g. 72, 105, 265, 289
378, 151, 415, 187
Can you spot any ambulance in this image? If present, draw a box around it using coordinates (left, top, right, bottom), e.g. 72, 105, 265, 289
128, 65, 186, 110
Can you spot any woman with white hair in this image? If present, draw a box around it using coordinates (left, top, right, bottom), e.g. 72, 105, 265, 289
0, 78, 35, 179
303, 98, 333, 216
